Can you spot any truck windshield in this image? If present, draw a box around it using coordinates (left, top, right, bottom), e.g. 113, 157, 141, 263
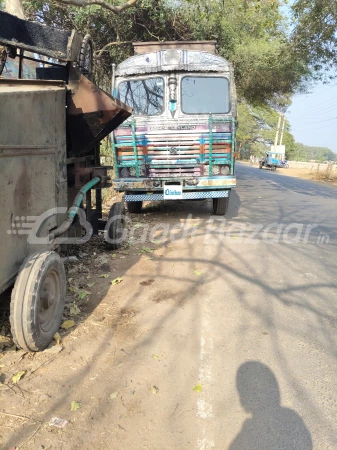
117, 77, 164, 116
181, 77, 230, 114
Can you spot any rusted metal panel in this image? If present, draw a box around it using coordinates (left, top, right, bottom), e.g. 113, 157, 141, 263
66, 67, 132, 158
0, 81, 67, 294
116, 50, 231, 76
133, 41, 217, 55
0, 11, 83, 62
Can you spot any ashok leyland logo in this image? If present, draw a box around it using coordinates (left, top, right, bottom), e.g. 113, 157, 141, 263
164, 184, 183, 200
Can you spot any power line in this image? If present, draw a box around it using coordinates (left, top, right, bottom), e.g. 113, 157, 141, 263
290, 96, 337, 113
294, 103, 337, 118
290, 117, 337, 125
291, 117, 337, 123
292, 120, 337, 132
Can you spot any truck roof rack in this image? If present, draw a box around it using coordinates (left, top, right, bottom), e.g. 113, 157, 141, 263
133, 41, 217, 55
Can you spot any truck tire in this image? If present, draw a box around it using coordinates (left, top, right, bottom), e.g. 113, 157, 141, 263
213, 196, 229, 215
259, 162, 263, 169
105, 202, 126, 250
10, 251, 66, 352
127, 201, 142, 213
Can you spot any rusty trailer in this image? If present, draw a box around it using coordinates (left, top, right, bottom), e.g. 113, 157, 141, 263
0, 12, 131, 351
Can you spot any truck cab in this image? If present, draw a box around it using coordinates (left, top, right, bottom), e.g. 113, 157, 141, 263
111, 41, 237, 215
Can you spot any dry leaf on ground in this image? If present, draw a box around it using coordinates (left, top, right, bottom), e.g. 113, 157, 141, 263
193, 383, 203, 392
61, 320, 75, 330
12, 371, 25, 384
70, 401, 82, 411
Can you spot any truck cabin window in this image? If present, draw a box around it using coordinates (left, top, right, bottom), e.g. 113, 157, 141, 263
181, 77, 230, 114
117, 77, 164, 116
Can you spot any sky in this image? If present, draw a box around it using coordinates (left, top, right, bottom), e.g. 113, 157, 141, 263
287, 83, 337, 153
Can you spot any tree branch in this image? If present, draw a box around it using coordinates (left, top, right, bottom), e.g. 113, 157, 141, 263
54, 0, 138, 14
94, 41, 132, 58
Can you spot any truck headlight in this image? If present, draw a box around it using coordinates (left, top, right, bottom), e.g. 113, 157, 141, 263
120, 168, 130, 178
129, 166, 146, 176
220, 165, 230, 175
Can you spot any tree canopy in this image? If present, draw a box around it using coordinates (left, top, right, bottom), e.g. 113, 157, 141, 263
292, 143, 337, 162
21, 0, 310, 106
292, 0, 337, 78
5, 0, 335, 158
237, 101, 296, 159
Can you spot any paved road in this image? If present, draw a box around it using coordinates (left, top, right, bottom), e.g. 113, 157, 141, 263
2, 162, 337, 449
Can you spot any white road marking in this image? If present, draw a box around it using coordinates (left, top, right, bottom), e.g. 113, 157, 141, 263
267, 180, 300, 194
197, 299, 215, 449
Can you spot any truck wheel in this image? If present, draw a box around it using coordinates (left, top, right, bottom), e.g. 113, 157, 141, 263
259, 162, 263, 169
10, 251, 66, 352
213, 196, 230, 215
105, 202, 126, 250
127, 201, 142, 213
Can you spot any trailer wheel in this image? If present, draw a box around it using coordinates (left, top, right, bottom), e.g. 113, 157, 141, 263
213, 195, 230, 216
105, 202, 126, 250
78, 34, 93, 81
127, 201, 142, 213
10, 251, 66, 352
0, 46, 7, 76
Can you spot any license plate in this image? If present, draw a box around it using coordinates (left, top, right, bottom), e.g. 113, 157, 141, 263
164, 184, 183, 200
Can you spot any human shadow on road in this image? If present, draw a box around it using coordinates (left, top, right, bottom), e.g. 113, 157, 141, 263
229, 361, 313, 450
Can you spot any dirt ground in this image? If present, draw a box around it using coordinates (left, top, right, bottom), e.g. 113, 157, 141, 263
0, 200, 212, 450
1, 164, 337, 449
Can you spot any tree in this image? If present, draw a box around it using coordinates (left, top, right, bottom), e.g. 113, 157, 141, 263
21, 0, 311, 106
236, 101, 296, 159
23, 0, 185, 87
292, 0, 337, 77
292, 143, 336, 162
180, 0, 310, 105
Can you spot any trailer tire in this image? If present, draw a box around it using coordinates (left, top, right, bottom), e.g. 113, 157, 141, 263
105, 202, 126, 250
0, 46, 7, 76
127, 201, 142, 213
213, 195, 230, 216
78, 34, 93, 81
10, 251, 66, 352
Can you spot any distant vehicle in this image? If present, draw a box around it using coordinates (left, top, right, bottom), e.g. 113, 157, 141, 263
278, 160, 289, 168
259, 151, 283, 171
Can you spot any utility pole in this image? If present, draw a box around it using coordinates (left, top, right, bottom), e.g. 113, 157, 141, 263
274, 113, 282, 150
279, 114, 286, 146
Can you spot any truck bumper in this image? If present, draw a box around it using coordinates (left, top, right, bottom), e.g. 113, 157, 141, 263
124, 190, 230, 202
112, 176, 236, 192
